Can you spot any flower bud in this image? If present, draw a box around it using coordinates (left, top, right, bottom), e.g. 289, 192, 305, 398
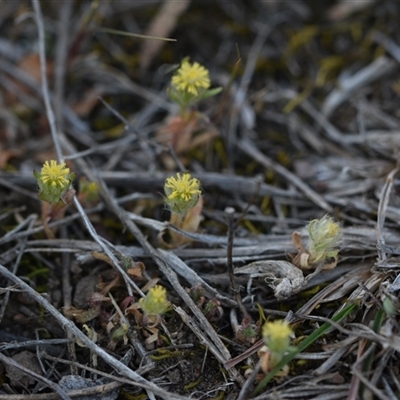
307, 215, 341, 263
262, 320, 293, 355
139, 285, 170, 316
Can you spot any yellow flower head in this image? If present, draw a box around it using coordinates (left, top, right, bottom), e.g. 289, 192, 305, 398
165, 172, 201, 202
263, 320, 293, 354
164, 172, 201, 214
40, 160, 70, 187
34, 159, 75, 205
307, 214, 341, 263
171, 59, 211, 96
139, 285, 170, 316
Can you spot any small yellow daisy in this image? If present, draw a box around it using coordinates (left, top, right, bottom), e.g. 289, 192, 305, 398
165, 172, 201, 202
172, 60, 211, 96
40, 160, 70, 187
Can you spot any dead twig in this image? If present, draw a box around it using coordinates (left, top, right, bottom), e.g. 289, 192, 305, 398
239, 137, 333, 213
0, 263, 191, 400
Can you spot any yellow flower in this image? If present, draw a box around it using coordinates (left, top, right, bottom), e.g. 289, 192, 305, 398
164, 172, 201, 214
263, 320, 293, 354
40, 160, 70, 187
165, 172, 201, 202
139, 285, 170, 316
34, 159, 75, 205
171, 60, 211, 96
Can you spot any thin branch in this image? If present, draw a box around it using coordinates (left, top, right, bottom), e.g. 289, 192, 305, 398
0, 263, 191, 400
31, 0, 63, 161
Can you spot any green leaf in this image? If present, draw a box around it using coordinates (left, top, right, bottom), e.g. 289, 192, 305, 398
199, 87, 223, 99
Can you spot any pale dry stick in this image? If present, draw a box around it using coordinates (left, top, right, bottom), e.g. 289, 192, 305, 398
0, 382, 121, 400
0, 213, 37, 245
349, 343, 392, 400
24, 226, 390, 263
59, 140, 146, 299
42, 350, 154, 384
63, 134, 139, 161
236, 20, 281, 108
131, 211, 286, 247
30, 1, 158, 385
173, 306, 230, 368
23, 239, 276, 265
298, 95, 400, 150
0, 215, 36, 324
0, 170, 300, 200
73, 198, 144, 298
0, 53, 90, 139
389, 369, 400, 395
376, 166, 400, 262
139, 0, 189, 71
322, 56, 397, 118
296, 96, 346, 144
32, 0, 63, 161
32, 3, 78, 364
152, 253, 243, 385
0, 352, 70, 400
104, 187, 228, 350
0, 193, 149, 249
157, 249, 237, 307
239, 137, 333, 213
99, 182, 244, 384
58, 127, 97, 183
31, 0, 93, 143
351, 97, 400, 130
255, 387, 350, 400
1, 66, 41, 115
0, 176, 40, 201
88, 63, 174, 112
0, 263, 191, 400
53, 0, 73, 129
61, 224, 78, 376
370, 349, 394, 390
96, 96, 158, 171
0, 338, 72, 353
97, 96, 141, 136
0, 207, 27, 222
0, 208, 95, 247
0, 58, 43, 111
237, 359, 261, 400
225, 207, 248, 317
314, 336, 358, 376
30, 0, 144, 298
372, 32, 400, 64
382, 376, 399, 400
226, 25, 268, 169
226, 17, 285, 170
291, 266, 370, 325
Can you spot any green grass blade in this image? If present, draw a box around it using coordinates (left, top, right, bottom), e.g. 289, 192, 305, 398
253, 302, 358, 395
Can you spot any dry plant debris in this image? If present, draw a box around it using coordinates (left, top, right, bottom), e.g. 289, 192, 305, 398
1, 1, 400, 399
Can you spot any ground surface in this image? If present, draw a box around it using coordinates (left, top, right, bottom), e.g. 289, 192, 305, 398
1, 1, 400, 399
